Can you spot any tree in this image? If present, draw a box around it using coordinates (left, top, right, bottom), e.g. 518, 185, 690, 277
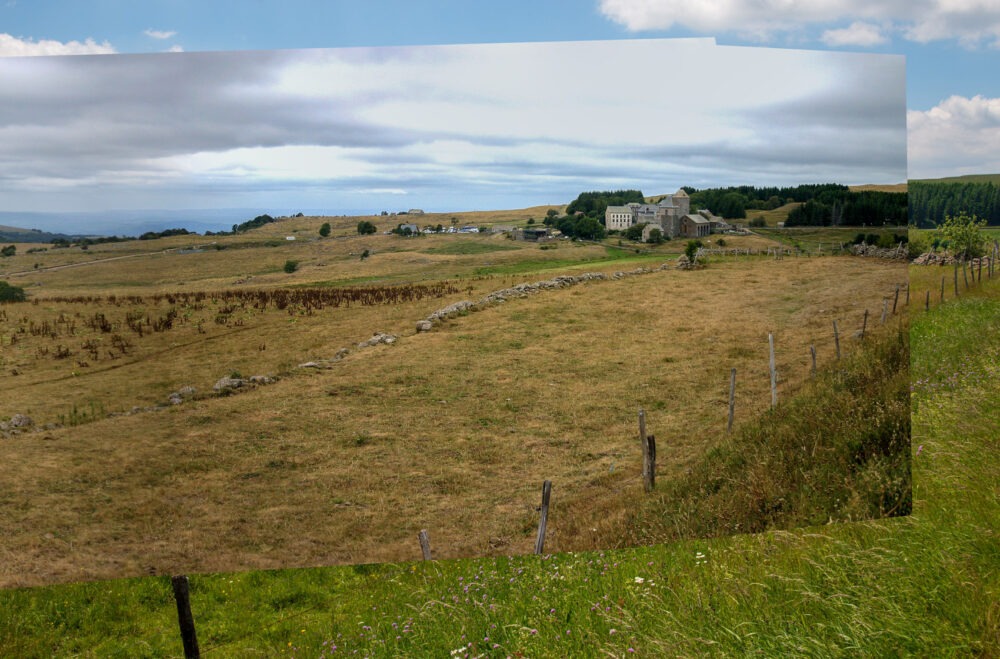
1, 245, 14, 257
357, 220, 377, 235
319, 222, 331, 237
935, 212, 988, 260
624, 223, 647, 241
685, 239, 703, 261
546, 208, 559, 220
0, 280, 26, 302
283, 260, 299, 273
647, 228, 664, 244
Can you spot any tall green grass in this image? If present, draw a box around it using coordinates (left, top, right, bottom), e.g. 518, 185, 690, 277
2, 281, 998, 657
626, 326, 910, 545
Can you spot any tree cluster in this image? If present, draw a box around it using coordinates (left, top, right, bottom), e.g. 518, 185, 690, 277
139, 228, 190, 241
542, 213, 606, 241
356, 221, 376, 235
565, 190, 645, 219
909, 181, 1000, 228
232, 214, 277, 233
784, 191, 907, 227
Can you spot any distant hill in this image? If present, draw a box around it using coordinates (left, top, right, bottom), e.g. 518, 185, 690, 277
849, 183, 908, 193
910, 173, 1000, 186
0, 224, 82, 244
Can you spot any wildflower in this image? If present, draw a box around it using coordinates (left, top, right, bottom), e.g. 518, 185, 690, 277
634, 576, 645, 584
610, 629, 617, 635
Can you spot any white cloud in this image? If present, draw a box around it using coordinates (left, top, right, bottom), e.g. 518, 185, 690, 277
0, 33, 115, 56
143, 29, 177, 40
599, 0, 1000, 48
167, 45, 184, 53
821, 22, 889, 47
908, 95, 1000, 178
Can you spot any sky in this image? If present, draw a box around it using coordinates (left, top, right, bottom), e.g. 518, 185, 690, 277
0, 0, 994, 233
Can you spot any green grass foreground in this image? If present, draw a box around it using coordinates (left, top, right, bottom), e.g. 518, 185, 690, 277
2, 287, 999, 657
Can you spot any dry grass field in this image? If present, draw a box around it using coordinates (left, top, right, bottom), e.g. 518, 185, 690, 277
0, 213, 906, 588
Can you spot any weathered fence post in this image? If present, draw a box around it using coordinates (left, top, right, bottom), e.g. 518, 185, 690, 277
941, 276, 945, 304
810, 345, 817, 377
954, 264, 959, 297
643, 434, 656, 492
925, 290, 930, 312
892, 285, 900, 314
963, 260, 969, 290
727, 368, 737, 432
833, 320, 841, 360
535, 480, 552, 555
905, 284, 910, 306
418, 529, 432, 560
861, 309, 869, 339
768, 333, 777, 408
638, 408, 648, 482
171, 575, 200, 659
881, 299, 888, 324
978, 257, 983, 283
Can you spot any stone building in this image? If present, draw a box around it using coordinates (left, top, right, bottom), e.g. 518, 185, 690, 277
605, 188, 730, 240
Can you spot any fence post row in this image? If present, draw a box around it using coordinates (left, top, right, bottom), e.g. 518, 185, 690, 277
535, 480, 552, 555
171, 575, 201, 659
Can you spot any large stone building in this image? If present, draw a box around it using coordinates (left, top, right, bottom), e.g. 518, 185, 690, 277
605, 188, 728, 239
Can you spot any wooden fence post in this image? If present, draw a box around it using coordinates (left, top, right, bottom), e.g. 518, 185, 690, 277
727, 368, 736, 432
861, 309, 869, 339
941, 276, 945, 304
892, 285, 900, 314
768, 333, 777, 408
905, 284, 910, 306
925, 290, 930, 312
978, 257, 983, 283
639, 409, 648, 483
963, 260, 969, 290
171, 575, 200, 659
833, 320, 841, 360
643, 434, 656, 492
534, 480, 552, 555
810, 346, 817, 377
418, 529, 432, 560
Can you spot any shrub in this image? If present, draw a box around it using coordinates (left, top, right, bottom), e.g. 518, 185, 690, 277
283, 260, 299, 274
0, 280, 26, 302
357, 220, 376, 235
749, 216, 767, 228
319, 222, 331, 237
0, 245, 15, 257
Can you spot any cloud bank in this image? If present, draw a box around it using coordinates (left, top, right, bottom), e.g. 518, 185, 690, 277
0, 40, 905, 228
0, 33, 115, 56
599, 0, 1000, 48
908, 95, 1000, 179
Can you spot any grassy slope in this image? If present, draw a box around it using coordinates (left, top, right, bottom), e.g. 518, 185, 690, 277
910, 173, 1000, 186
1, 270, 998, 656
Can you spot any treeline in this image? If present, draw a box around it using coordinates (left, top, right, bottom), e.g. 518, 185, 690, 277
687, 184, 853, 219
908, 181, 1000, 228
565, 190, 645, 218
542, 213, 607, 240
785, 191, 908, 227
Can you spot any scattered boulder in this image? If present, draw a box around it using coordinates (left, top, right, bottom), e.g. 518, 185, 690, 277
213, 376, 246, 392
299, 361, 331, 370
178, 386, 196, 397
249, 375, 276, 385
168, 393, 184, 405
1, 414, 33, 433
416, 320, 433, 332
357, 332, 397, 348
